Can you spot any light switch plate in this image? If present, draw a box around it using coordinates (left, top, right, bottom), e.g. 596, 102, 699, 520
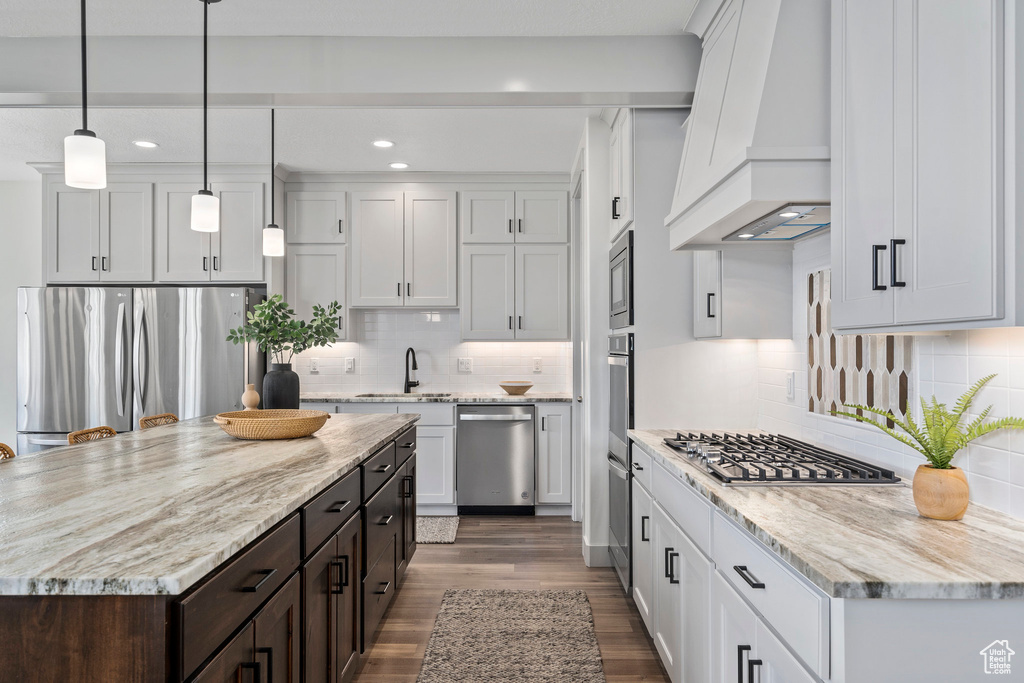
345, 358, 355, 373
458, 358, 473, 373
310, 358, 320, 373
533, 357, 542, 373
786, 371, 796, 400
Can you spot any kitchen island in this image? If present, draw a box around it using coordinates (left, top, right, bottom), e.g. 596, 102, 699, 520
0, 412, 419, 683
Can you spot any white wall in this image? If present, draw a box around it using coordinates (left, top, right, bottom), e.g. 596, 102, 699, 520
758, 233, 1024, 519
0, 180, 43, 449
292, 309, 571, 394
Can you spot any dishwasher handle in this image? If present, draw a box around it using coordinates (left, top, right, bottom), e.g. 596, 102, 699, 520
459, 414, 533, 422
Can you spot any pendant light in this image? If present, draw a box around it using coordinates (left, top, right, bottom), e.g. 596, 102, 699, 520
64, 0, 106, 189
263, 109, 285, 257
191, 0, 221, 233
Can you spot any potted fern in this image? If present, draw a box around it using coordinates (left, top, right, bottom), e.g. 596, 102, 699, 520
835, 375, 1024, 520
227, 295, 341, 409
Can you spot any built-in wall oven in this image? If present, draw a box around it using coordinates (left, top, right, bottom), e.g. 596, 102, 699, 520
610, 231, 633, 329
608, 332, 634, 591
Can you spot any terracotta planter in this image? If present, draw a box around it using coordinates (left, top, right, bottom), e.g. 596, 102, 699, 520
912, 464, 969, 520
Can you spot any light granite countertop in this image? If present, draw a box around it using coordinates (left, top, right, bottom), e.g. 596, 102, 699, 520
630, 429, 1024, 600
300, 391, 573, 403
0, 413, 417, 597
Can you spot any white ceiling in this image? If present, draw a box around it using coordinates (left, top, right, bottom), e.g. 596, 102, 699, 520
0, 107, 596, 180
2, 0, 694, 37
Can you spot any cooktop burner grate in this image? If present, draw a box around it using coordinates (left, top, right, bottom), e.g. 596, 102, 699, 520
662, 432, 901, 486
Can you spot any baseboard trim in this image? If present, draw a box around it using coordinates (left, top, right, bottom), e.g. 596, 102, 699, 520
535, 505, 572, 517
583, 539, 612, 567
417, 505, 458, 516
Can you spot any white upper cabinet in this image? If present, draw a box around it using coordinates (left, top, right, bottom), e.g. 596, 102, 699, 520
350, 191, 405, 307
47, 182, 153, 283
515, 245, 569, 340
832, 0, 1013, 331
285, 191, 346, 244
693, 249, 792, 340
156, 183, 210, 282
536, 404, 572, 505
609, 108, 634, 241
286, 245, 347, 341
211, 182, 264, 283
462, 190, 568, 244
461, 245, 515, 340
350, 190, 457, 308
404, 192, 458, 307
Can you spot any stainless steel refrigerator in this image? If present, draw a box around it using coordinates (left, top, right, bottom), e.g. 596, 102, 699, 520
17, 286, 265, 454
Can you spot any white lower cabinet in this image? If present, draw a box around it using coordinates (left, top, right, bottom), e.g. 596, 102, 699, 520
631, 479, 654, 633
536, 404, 572, 505
415, 426, 456, 505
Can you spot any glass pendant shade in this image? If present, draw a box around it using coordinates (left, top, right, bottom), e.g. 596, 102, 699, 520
263, 224, 285, 257
190, 190, 220, 232
64, 132, 107, 189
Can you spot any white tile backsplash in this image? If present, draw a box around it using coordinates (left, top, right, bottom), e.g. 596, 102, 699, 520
294, 309, 572, 394
755, 234, 1024, 518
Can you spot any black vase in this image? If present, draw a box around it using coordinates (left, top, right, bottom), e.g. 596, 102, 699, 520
263, 363, 300, 410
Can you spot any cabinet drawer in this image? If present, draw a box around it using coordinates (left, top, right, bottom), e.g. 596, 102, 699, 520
362, 536, 397, 651
398, 403, 453, 426
395, 427, 417, 466
302, 468, 361, 557
652, 460, 711, 557
178, 514, 300, 680
364, 474, 401, 571
362, 443, 397, 500
629, 442, 652, 492
712, 511, 829, 677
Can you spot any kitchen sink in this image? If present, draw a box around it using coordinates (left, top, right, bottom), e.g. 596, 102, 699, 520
355, 393, 453, 398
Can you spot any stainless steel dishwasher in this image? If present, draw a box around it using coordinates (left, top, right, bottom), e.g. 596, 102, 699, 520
456, 404, 536, 514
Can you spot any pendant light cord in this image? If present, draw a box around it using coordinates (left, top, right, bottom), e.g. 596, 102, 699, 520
80, 0, 88, 131
203, 0, 209, 192
270, 109, 276, 224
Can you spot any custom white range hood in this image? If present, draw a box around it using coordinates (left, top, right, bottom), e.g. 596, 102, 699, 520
665, 0, 830, 249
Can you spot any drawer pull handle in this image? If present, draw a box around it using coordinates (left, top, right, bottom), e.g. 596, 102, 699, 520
748, 658, 763, 683
327, 500, 351, 514
330, 556, 350, 594
640, 515, 649, 542
733, 565, 766, 590
375, 464, 392, 473
241, 568, 277, 593
402, 442, 415, 448
375, 580, 391, 595
379, 514, 394, 526
256, 647, 273, 683
737, 645, 751, 683
668, 551, 679, 584
631, 462, 643, 471
238, 662, 261, 683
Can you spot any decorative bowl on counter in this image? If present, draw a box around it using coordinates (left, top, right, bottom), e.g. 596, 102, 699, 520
499, 381, 533, 396
212, 409, 331, 440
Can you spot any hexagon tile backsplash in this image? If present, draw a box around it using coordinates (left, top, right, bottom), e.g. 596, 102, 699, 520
807, 270, 912, 422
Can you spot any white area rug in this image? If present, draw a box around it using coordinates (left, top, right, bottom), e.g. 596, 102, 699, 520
417, 516, 460, 544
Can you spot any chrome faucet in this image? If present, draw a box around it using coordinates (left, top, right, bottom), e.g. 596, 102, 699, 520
404, 347, 419, 393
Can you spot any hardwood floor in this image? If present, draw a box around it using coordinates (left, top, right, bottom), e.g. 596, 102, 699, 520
354, 516, 669, 682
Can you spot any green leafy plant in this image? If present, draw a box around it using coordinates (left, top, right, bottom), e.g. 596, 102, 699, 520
833, 374, 1024, 469
226, 294, 341, 365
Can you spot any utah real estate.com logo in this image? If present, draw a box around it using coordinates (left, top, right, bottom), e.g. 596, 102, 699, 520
980, 640, 1015, 675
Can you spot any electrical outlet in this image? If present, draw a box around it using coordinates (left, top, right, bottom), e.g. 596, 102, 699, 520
786, 371, 796, 400
345, 357, 355, 373
310, 358, 320, 373
533, 357, 542, 373
458, 358, 473, 373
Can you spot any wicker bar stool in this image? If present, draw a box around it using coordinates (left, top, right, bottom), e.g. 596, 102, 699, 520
67, 426, 117, 445
139, 413, 179, 430
0, 443, 14, 460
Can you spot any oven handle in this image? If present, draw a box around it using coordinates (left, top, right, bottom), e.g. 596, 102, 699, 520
607, 454, 628, 479
607, 356, 629, 366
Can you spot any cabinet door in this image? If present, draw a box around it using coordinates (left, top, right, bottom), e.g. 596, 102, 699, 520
302, 535, 338, 683
461, 246, 515, 340
286, 191, 347, 244
156, 183, 211, 282
711, 571, 758, 683
415, 426, 455, 505
351, 192, 405, 307
515, 245, 569, 340
610, 109, 634, 237
212, 182, 264, 283
536, 405, 572, 504
192, 622, 257, 683
336, 512, 362, 683
397, 453, 417, 584
693, 250, 722, 339
461, 191, 515, 244
677, 517, 711, 683
46, 183, 100, 283
755, 620, 819, 683
286, 245, 347, 341
100, 183, 153, 282
609, 120, 624, 241
631, 479, 654, 634
515, 191, 568, 243
831, 0, 896, 328
892, 0, 1001, 324
253, 573, 301, 683
405, 191, 457, 306
651, 502, 683, 682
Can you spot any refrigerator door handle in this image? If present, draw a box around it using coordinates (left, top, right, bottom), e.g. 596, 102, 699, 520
27, 437, 72, 446
114, 302, 126, 417
134, 305, 148, 413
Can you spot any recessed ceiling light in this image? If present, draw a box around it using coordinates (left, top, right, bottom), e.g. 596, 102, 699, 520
373, 140, 395, 148
389, 162, 409, 169
132, 140, 159, 149
738, 233, 755, 239
779, 211, 801, 218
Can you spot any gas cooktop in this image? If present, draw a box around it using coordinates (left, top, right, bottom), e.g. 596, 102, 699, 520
662, 432, 902, 487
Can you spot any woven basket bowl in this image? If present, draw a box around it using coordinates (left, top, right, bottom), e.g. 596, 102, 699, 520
499, 381, 534, 396
212, 409, 331, 440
